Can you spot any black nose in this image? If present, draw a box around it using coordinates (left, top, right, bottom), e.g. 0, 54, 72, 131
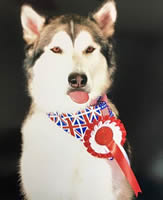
68, 73, 87, 88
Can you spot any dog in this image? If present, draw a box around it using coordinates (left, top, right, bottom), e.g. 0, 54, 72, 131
20, 0, 133, 199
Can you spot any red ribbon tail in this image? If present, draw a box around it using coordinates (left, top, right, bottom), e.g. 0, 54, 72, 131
108, 142, 142, 197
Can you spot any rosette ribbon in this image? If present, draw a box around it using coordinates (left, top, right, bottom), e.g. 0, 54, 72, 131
83, 115, 142, 197
48, 97, 142, 197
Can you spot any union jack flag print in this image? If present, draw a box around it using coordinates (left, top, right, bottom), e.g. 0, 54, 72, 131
48, 101, 114, 141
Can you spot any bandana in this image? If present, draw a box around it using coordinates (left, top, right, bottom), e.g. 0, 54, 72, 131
48, 96, 142, 197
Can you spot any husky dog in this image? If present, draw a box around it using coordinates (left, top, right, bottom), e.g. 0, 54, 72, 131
20, 0, 133, 199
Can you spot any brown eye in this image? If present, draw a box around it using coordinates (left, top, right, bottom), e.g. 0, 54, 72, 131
51, 47, 62, 54
85, 46, 95, 54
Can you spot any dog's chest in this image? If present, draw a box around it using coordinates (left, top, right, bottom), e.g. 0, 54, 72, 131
20, 112, 126, 200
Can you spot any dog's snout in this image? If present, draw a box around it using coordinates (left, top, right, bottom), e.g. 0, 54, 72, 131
68, 73, 87, 88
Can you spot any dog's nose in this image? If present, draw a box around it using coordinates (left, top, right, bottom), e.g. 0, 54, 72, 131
68, 73, 87, 88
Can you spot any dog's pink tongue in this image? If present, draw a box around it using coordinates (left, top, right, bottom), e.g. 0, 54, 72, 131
69, 91, 89, 104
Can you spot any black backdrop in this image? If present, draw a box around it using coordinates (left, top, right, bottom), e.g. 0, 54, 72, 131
0, 0, 162, 199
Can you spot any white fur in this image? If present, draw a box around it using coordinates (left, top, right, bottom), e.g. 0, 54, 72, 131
21, 112, 132, 200
30, 31, 111, 113
20, 28, 132, 199
70, 20, 74, 36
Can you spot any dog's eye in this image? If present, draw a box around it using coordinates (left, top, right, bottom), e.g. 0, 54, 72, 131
51, 47, 62, 54
85, 46, 95, 54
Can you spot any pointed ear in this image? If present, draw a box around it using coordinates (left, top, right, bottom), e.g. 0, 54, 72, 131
93, 0, 117, 37
21, 5, 45, 44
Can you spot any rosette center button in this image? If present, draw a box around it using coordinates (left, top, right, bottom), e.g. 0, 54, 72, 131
95, 126, 113, 146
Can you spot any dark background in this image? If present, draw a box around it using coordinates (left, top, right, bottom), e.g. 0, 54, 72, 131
0, 0, 162, 199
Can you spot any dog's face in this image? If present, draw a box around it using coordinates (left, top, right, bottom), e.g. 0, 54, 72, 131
21, 0, 117, 113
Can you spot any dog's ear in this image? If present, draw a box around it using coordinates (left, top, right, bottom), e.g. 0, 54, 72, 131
92, 0, 117, 37
21, 5, 45, 44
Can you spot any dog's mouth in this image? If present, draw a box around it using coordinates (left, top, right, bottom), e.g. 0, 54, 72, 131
67, 89, 89, 104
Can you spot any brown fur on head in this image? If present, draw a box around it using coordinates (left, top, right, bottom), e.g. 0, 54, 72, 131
21, 0, 117, 44
20, 0, 118, 114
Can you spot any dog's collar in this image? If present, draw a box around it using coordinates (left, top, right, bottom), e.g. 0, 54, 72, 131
47, 95, 142, 196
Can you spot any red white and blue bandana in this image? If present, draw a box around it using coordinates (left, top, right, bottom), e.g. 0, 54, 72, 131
48, 101, 113, 141
47, 96, 142, 197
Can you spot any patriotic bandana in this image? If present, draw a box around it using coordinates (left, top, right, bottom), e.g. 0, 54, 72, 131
48, 95, 142, 197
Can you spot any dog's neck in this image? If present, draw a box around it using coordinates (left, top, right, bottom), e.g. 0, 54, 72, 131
47, 96, 114, 144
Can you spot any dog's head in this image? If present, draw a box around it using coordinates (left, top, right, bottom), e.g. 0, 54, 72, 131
21, 0, 117, 113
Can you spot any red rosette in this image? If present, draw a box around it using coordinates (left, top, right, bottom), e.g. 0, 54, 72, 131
83, 115, 142, 197
83, 115, 126, 158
